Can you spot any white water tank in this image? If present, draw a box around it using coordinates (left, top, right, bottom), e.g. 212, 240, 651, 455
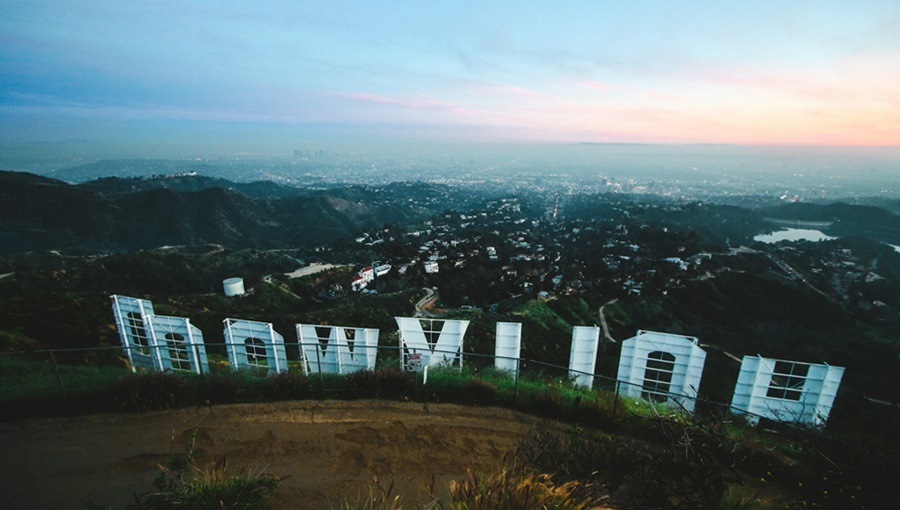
223, 277, 245, 297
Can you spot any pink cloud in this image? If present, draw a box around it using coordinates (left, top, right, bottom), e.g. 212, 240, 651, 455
469, 83, 564, 105
330, 91, 452, 111
582, 80, 610, 91
689, 57, 900, 106
321, 74, 899, 146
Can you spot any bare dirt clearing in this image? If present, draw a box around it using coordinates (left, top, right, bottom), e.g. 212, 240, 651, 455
283, 263, 343, 279
0, 401, 556, 509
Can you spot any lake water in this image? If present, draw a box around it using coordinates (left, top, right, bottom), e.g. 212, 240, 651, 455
755, 230, 900, 255
754, 228, 837, 244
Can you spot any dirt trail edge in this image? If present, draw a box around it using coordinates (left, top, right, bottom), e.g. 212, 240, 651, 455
0, 400, 556, 510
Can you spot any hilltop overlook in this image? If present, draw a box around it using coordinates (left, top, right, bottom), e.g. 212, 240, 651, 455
5, 1, 900, 507
1, 167, 899, 508
2, 169, 898, 402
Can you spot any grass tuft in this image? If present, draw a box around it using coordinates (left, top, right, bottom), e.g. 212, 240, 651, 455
340, 476, 405, 510
125, 429, 280, 510
448, 469, 606, 510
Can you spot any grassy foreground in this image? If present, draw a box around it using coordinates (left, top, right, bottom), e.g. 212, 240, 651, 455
1, 356, 897, 509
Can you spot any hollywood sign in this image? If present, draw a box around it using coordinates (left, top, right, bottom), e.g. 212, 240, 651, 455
111, 294, 845, 427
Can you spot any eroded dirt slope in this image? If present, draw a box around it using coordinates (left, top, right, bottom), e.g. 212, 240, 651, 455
0, 401, 555, 509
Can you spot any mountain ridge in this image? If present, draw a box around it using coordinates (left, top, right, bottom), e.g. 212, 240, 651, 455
0, 170, 438, 253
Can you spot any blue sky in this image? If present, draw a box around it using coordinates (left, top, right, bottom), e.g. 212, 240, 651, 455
2, 1, 898, 151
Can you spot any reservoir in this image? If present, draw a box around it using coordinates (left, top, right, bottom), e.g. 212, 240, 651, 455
754, 228, 836, 244
755, 230, 900, 255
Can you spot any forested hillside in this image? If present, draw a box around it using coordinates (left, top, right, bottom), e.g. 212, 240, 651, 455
0, 171, 469, 253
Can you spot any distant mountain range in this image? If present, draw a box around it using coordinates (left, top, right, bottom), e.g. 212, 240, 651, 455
43, 159, 246, 184
3, 169, 900, 254
0, 171, 443, 253
77, 174, 308, 198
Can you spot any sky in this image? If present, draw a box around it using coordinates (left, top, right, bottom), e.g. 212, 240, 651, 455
1, 1, 899, 153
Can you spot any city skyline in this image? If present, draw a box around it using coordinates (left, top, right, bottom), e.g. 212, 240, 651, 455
2, 1, 899, 153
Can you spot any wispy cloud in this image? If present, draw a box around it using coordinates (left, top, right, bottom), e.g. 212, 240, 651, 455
582, 80, 610, 92
2, 1, 898, 146
329, 92, 453, 111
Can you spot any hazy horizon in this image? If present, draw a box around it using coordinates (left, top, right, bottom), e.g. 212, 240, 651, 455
3, 141, 898, 202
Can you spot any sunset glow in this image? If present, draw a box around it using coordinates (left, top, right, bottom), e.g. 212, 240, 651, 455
1, 1, 898, 149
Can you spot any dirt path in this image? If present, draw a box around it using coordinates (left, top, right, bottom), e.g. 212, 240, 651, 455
0, 401, 554, 510
598, 298, 619, 344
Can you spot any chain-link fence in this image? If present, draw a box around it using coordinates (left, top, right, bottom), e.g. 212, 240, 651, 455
4, 340, 891, 432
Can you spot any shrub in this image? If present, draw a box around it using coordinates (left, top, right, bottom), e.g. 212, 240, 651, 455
344, 368, 414, 400
518, 388, 565, 419
261, 371, 309, 401
460, 378, 497, 405
516, 422, 731, 510
111, 371, 188, 412
196, 372, 243, 405
343, 369, 381, 398
517, 427, 632, 492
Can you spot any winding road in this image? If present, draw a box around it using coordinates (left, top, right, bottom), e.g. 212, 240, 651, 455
598, 298, 619, 343
414, 287, 439, 317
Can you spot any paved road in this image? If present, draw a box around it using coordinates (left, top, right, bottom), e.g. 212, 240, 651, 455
764, 253, 829, 298
414, 287, 438, 317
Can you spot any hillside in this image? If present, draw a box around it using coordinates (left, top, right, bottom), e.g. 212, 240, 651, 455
77, 174, 307, 198
0, 171, 444, 253
2, 170, 900, 508
762, 202, 900, 244
2, 172, 898, 412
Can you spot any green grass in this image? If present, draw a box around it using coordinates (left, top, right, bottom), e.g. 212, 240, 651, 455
0, 353, 129, 402
2, 355, 894, 508
0, 354, 312, 417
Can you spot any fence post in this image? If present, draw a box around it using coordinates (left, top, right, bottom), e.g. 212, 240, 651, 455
49, 351, 68, 407
314, 343, 325, 399
193, 344, 203, 378
513, 358, 522, 404
612, 379, 620, 421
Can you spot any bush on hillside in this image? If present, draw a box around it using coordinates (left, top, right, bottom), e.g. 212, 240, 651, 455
344, 368, 414, 400
111, 371, 188, 412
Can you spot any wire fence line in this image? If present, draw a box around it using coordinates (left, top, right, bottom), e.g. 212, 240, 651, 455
3, 341, 879, 431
